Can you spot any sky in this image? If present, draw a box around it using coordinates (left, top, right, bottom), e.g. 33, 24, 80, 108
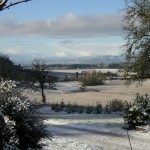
0, 0, 125, 64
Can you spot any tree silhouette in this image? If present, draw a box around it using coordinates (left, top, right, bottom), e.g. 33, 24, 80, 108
32, 59, 48, 103
0, 0, 32, 11
0, 54, 14, 80
123, 0, 150, 84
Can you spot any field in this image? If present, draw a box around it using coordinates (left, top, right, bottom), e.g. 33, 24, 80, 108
24, 79, 150, 150
25, 79, 150, 106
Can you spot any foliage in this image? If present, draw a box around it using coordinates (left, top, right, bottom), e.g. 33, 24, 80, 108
0, 54, 35, 83
103, 103, 111, 114
124, 93, 150, 129
123, 0, 150, 84
85, 105, 94, 114
50, 99, 126, 114
0, 80, 51, 149
110, 99, 125, 112
0, 54, 14, 79
94, 103, 103, 114
80, 71, 106, 87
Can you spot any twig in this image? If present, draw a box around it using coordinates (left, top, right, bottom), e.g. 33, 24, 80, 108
0, 0, 32, 11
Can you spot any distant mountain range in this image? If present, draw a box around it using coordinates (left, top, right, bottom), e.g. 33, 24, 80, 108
10, 54, 124, 65
45, 55, 124, 64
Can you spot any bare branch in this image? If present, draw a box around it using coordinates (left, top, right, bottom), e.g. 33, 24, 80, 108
0, 0, 8, 10
0, 0, 32, 11
123, 0, 150, 84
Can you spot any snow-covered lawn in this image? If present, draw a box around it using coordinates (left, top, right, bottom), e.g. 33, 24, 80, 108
23, 80, 150, 149
40, 106, 150, 150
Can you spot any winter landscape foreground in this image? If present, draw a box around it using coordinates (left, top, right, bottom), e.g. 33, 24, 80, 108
24, 80, 150, 150
40, 106, 150, 150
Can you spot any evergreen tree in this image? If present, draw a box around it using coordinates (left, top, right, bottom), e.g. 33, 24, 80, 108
0, 54, 14, 80
124, 93, 150, 129
0, 80, 51, 149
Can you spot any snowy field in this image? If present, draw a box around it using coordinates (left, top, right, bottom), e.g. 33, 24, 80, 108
25, 80, 150, 106
40, 106, 150, 150
23, 80, 150, 150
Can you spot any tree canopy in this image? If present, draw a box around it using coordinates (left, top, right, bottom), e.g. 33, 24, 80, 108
123, 0, 150, 84
0, 54, 14, 79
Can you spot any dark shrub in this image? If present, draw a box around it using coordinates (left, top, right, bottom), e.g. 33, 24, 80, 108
94, 103, 103, 114
86, 105, 94, 114
110, 99, 124, 112
80, 71, 106, 87
104, 103, 111, 114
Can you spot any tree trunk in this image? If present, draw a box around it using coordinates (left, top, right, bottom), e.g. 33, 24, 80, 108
49, 82, 51, 89
40, 82, 46, 103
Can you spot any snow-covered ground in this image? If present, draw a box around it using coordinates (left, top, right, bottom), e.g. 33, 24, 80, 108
23, 80, 150, 149
40, 106, 150, 150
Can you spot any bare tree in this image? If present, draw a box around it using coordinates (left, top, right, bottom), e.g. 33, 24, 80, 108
32, 59, 48, 103
0, 0, 32, 11
123, 0, 150, 84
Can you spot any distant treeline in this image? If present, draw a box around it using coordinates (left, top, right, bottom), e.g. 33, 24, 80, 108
0, 54, 57, 83
47, 63, 123, 69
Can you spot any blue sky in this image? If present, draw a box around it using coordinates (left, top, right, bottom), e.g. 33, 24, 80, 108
0, 0, 125, 64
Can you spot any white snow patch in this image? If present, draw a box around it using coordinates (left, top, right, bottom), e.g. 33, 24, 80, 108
39, 106, 150, 150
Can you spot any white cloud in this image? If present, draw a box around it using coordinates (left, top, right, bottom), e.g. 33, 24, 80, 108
78, 50, 93, 57
0, 47, 45, 59
52, 41, 123, 57
55, 51, 66, 57
1, 48, 21, 55
0, 13, 124, 38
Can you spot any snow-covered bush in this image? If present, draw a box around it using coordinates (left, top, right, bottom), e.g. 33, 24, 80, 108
123, 93, 150, 129
0, 80, 51, 149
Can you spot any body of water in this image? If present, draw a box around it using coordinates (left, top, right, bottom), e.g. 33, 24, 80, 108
53, 68, 119, 74
55, 82, 80, 92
